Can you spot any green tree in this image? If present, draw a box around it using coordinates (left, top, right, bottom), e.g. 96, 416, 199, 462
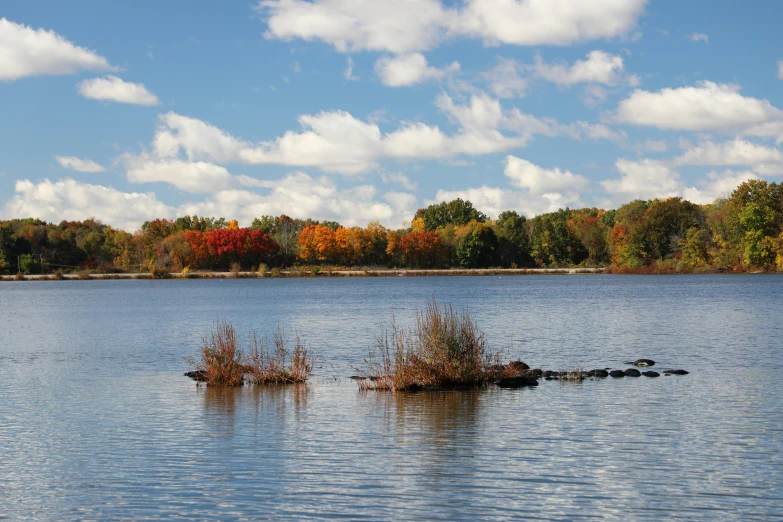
415, 199, 487, 231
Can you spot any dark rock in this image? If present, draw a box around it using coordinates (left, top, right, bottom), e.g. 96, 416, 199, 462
184, 370, 207, 382
508, 360, 530, 371
544, 376, 554, 381
633, 359, 656, 367
530, 368, 543, 377
587, 369, 609, 378
663, 369, 689, 375
624, 368, 641, 377
543, 370, 554, 378
609, 370, 625, 378
496, 376, 539, 388
642, 371, 660, 377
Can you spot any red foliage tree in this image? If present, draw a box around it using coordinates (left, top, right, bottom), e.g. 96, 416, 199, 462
398, 231, 442, 268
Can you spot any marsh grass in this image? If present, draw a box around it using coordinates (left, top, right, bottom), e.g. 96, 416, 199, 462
357, 299, 504, 391
558, 367, 586, 383
246, 328, 313, 384
189, 320, 314, 386
195, 320, 245, 386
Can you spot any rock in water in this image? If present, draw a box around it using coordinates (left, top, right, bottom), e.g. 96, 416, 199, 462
609, 370, 625, 378
184, 370, 207, 382
624, 368, 641, 377
642, 371, 660, 377
663, 369, 689, 375
508, 360, 530, 371
633, 359, 656, 367
587, 369, 609, 378
496, 376, 539, 388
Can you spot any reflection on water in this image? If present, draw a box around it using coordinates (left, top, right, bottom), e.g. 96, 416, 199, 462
1, 275, 782, 520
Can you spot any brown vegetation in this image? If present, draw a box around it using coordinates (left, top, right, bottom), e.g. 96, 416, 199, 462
190, 320, 313, 386
357, 298, 507, 391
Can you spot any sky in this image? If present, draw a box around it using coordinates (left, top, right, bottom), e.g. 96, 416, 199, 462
1, 0, 782, 231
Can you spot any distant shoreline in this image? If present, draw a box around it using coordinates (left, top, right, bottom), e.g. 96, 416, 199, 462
2, 267, 605, 281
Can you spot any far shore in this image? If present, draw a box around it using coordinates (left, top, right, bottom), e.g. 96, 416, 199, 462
2, 267, 605, 281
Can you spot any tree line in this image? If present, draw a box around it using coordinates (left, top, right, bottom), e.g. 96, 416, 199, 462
2, 179, 782, 275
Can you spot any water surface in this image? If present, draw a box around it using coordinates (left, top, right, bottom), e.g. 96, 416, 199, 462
1, 275, 782, 520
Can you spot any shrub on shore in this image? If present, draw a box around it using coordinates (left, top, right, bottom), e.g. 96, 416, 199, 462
357, 299, 504, 391
190, 320, 313, 386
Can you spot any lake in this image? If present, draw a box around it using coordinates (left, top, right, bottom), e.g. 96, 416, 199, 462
1, 275, 782, 520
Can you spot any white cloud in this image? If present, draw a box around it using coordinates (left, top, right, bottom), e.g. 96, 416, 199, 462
615, 81, 783, 131
55, 156, 106, 173
128, 93, 627, 180
0, 18, 115, 81
632, 139, 667, 154
688, 32, 709, 44
380, 172, 418, 191
533, 50, 635, 86
482, 57, 528, 98
77, 76, 161, 106
681, 170, 759, 204
258, 0, 648, 53
583, 85, 609, 107
504, 156, 587, 194
601, 158, 681, 200
2, 178, 174, 231
125, 158, 237, 193
374, 53, 459, 86
778, 60, 783, 80
178, 172, 416, 228
2, 173, 418, 231
674, 138, 783, 169
344, 57, 358, 80
432, 185, 582, 219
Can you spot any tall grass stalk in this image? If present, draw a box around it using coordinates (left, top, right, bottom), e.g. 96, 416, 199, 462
358, 299, 503, 391
191, 320, 313, 386
246, 328, 313, 384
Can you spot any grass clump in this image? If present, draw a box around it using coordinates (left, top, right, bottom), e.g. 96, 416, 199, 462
189, 320, 313, 386
357, 298, 503, 391
246, 328, 313, 384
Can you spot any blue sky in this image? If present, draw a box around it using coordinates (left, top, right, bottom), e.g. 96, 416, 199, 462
1, 0, 782, 231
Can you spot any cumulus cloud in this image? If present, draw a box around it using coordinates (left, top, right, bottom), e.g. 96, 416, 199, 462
344, 57, 358, 80
128, 93, 618, 177
0, 18, 115, 81
674, 138, 783, 170
177, 172, 417, 228
77, 76, 161, 106
432, 185, 582, 219
615, 81, 783, 132
504, 156, 588, 194
2, 173, 418, 231
258, 0, 648, 53
681, 170, 758, 204
374, 53, 459, 87
533, 50, 636, 86
55, 155, 106, 173
688, 32, 709, 44
601, 158, 681, 200
2, 178, 174, 231
482, 57, 528, 98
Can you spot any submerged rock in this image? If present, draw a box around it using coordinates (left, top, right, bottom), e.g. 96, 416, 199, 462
496, 376, 539, 388
184, 370, 207, 382
609, 370, 625, 378
663, 369, 689, 375
624, 368, 641, 377
642, 371, 660, 377
632, 359, 656, 367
